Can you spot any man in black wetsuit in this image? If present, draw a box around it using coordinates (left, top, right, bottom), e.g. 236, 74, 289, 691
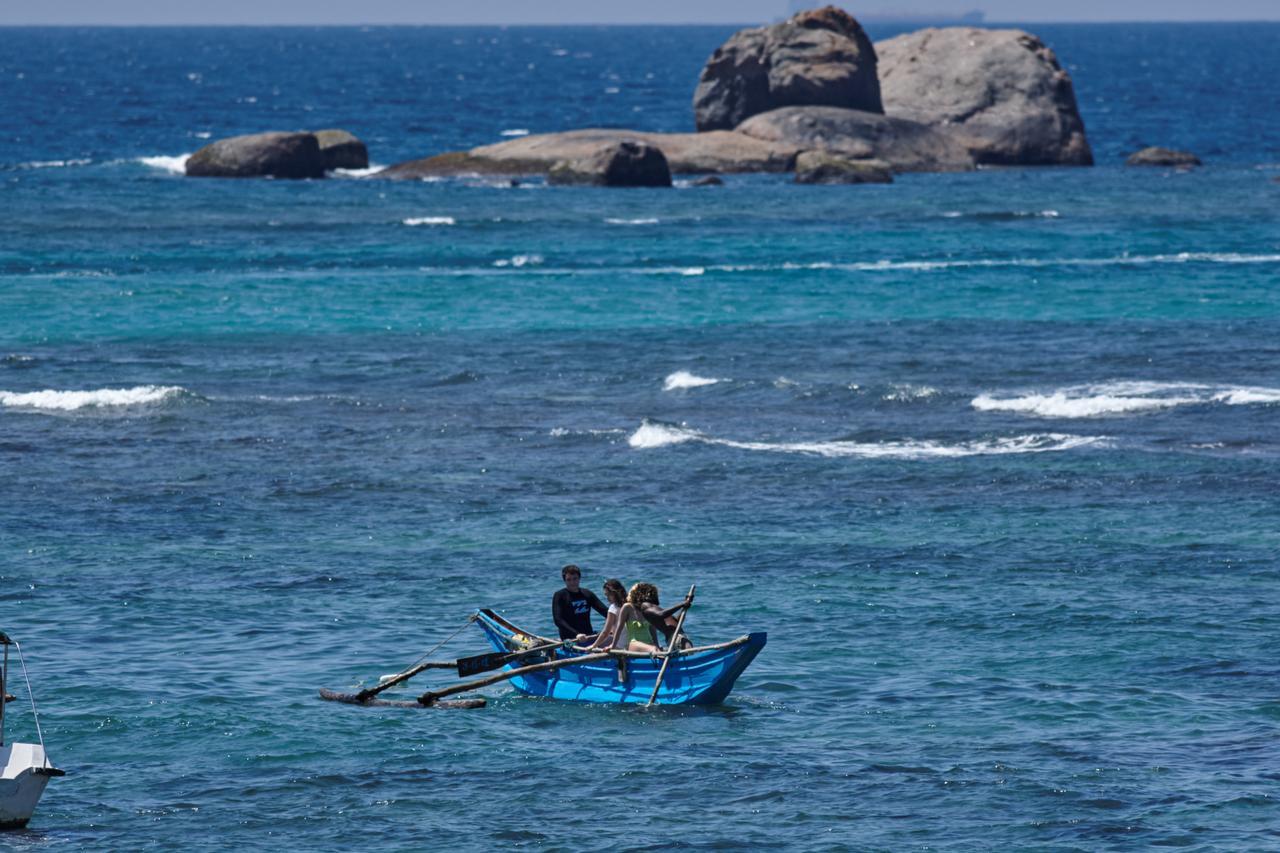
551, 564, 608, 643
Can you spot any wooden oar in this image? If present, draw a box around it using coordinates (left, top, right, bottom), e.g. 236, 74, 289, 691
455, 639, 566, 678
645, 584, 696, 708
417, 651, 613, 706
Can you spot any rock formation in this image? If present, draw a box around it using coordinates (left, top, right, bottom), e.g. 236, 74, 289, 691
693, 6, 882, 132
737, 106, 974, 172
185, 129, 369, 178
876, 27, 1092, 166
546, 140, 672, 187
186, 131, 325, 179
375, 129, 800, 179
1125, 146, 1201, 167
793, 152, 893, 184
314, 129, 369, 170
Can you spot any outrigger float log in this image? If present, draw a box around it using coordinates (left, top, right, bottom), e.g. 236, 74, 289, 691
320, 585, 767, 709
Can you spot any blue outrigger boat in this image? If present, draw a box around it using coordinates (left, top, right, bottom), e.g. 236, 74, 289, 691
474, 609, 766, 706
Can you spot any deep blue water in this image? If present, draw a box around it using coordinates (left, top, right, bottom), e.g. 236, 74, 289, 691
1, 22, 1279, 851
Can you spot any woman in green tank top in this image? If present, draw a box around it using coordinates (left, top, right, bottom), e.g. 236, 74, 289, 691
608, 582, 692, 653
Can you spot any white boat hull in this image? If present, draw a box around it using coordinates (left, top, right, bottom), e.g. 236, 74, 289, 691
0, 743, 60, 829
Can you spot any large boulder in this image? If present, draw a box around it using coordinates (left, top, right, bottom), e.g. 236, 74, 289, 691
1126, 146, 1201, 167
794, 152, 893, 184
693, 6, 882, 132
876, 27, 1092, 166
547, 140, 672, 187
314, 129, 369, 170
375, 129, 800, 178
185, 131, 325, 178
737, 106, 975, 172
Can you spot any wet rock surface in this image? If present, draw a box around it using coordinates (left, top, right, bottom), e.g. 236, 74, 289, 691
794, 151, 893, 183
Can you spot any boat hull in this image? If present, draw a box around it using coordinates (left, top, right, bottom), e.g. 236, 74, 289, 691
474, 610, 765, 706
0, 743, 58, 830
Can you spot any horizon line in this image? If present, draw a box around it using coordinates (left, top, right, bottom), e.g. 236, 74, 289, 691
3, 18, 1279, 26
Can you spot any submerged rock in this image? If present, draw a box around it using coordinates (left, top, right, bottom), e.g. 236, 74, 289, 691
693, 5, 882, 132
375, 129, 800, 178
794, 151, 893, 184
313, 129, 369, 170
547, 140, 672, 187
185, 131, 325, 179
736, 106, 974, 172
876, 27, 1092, 166
1125, 146, 1202, 167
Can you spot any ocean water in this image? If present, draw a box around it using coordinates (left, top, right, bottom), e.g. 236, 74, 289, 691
2, 22, 1279, 851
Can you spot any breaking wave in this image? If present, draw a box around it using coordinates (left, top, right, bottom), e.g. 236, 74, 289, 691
605, 218, 660, 226
627, 420, 1106, 459
403, 216, 455, 226
0, 385, 191, 412
331, 165, 384, 178
408, 252, 1280, 278
663, 371, 721, 391
137, 154, 191, 174
973, 381, 1280, 418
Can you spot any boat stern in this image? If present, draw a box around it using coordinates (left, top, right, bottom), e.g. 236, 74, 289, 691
0, 743, 62, 830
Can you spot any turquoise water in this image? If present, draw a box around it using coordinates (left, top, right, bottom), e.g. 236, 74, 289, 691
2, 23, 1279, 850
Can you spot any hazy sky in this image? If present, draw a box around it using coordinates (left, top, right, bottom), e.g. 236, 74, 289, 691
3, 0, 1279, 25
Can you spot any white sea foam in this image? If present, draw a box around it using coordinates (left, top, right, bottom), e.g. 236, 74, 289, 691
605, 217, 660, 225
550, 427, 627, 438
627, 420, 1106, 459
138, 154, 191, 174
14, 158, 93, 170
403, 216, 455, 226
662, 371, 721, 391
409, 252, 1280, 279
492, 254, 543, 267
883, 385, 939, 402
972, 381, 1280, 418
0, 385, 188, 412
500, 128, 531, 137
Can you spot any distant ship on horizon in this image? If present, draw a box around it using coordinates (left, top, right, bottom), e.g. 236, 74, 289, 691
786, 3, 985, 24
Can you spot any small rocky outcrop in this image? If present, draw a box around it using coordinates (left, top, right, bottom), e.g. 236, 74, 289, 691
690, 175, 725, 186
314, 129, 369, 170
547, 140, 672, 187
1125, 146, 1201, 167
876, 27, 1092, 166
693, 5, 882, 132
185, 131, 325, 179
736, 106, 974, 172
375, 129, 800, 178
794, 152, 893, 184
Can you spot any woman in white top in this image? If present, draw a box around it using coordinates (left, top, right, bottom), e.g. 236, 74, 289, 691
587, 578, 628, 650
